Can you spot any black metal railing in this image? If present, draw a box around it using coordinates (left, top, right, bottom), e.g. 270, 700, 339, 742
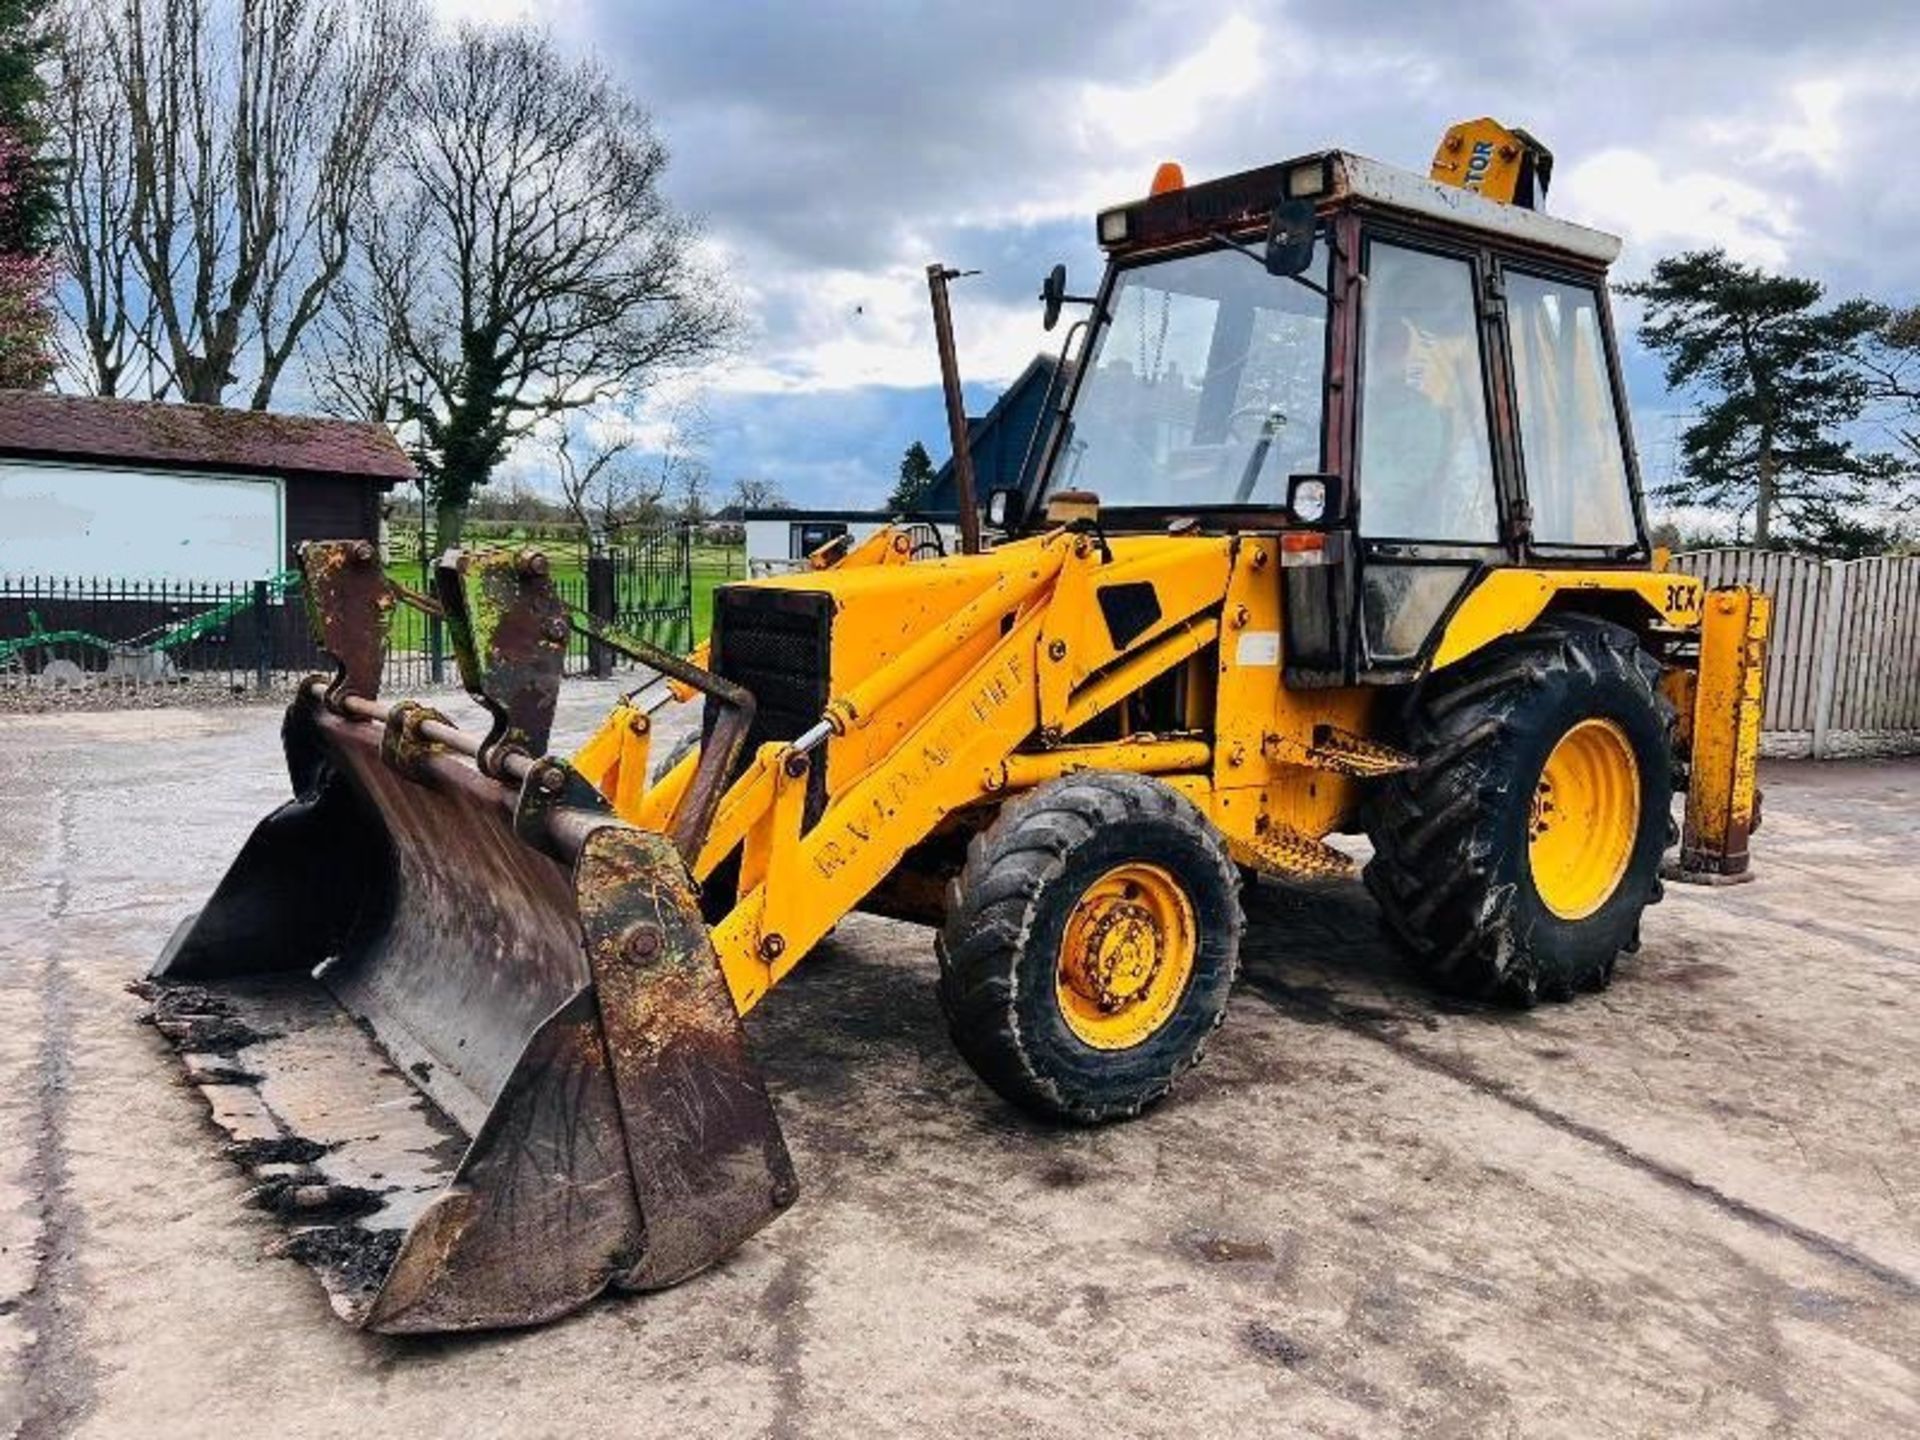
0, 573, 327, 693
1, 527, 717, 701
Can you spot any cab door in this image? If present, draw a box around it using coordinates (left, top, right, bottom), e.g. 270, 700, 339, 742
1495, 263, 1648, 563
1349, 230, 1519, 680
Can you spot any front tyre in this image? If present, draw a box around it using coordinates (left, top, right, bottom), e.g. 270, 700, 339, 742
937, 772, 1243, 1124
1364, 615, 1675, 1005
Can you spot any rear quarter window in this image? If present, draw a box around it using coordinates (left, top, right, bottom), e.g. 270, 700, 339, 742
1506, 272, 1637, 547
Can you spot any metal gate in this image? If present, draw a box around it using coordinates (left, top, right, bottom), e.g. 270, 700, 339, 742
1673, 548, 1920, 756
600, 523, 695, 659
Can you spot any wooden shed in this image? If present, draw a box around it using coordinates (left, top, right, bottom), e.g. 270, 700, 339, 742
0, 393, 413, 582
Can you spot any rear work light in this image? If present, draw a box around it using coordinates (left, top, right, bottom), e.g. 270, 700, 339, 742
1286, 159, 1329, 199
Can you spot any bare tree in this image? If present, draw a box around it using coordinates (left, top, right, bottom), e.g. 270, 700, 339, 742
62, 0, 415, 406
48, 0, 155, 395
330, 25, 735, 547
308, 275, 409, 423
728, 477, 789, 513
551, 421, 669, 544
673, 464, 711, 525
1861, 305, 1920, 473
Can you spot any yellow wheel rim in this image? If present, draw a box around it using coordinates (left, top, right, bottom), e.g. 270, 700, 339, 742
1528, 718, 1641, 920
1056, 862, 1197, 1050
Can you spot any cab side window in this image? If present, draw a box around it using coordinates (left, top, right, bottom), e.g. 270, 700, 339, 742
1358, 243, 1498, 543
1506, 272, 1637, 546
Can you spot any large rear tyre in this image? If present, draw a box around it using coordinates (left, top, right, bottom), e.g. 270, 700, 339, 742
937, 772, 1243, 1124
1363, 615, 1675, 1006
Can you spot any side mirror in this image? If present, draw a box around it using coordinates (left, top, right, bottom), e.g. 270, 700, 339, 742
986, 486, 1026, 532
1040, 264, 1068, 332
1286, 473, 1343, 527
1264, 199, 1317, 277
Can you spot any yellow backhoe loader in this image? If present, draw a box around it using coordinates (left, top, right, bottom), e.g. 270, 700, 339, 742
141, 120, 1768, 1333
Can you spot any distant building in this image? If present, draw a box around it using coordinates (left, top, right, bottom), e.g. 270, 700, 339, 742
743, 354, 1063, 575
0, 392, 413, 582
925, 352, 1063, 516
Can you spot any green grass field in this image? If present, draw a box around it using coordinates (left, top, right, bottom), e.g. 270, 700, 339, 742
382, 534, 745, 663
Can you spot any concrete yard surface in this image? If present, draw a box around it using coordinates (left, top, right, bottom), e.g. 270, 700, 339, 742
0, 684, 1916, 1438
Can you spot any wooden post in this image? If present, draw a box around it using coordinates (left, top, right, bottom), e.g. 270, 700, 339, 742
1809, 559, 1847, 760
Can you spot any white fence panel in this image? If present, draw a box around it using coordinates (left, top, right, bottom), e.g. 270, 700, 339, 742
1829, 556, 1920, 740
1671, 548, 1920, 757
1671, 549, 1825, 740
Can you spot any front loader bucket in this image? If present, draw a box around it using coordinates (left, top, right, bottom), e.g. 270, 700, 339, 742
140, 543, 793, 1333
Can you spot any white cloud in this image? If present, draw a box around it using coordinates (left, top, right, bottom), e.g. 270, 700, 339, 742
1556, 148, 1796, 270
701, 14, 1282, 398
486, 1, 1920, 505
708, 260, 1048, 395
1759, 78, 1848, 172
1078, 14, 1267, 152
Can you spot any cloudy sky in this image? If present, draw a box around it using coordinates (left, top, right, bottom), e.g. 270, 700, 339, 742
461, 0, 1920, 513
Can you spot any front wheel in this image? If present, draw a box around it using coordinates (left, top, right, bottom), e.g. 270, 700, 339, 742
937, 772, 1243, 1124
1364, 615, 1675, 1005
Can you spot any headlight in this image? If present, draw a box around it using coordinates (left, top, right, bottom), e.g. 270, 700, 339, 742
1288, 476, 1328, 524
1286, 161, 1327, 200
1097, 207, 1131, 244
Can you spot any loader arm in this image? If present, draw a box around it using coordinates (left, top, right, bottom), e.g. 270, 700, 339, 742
690, 530, 1232, 1010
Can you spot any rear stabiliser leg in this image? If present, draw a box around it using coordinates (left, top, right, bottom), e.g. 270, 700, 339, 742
1670, 586, 1770, 885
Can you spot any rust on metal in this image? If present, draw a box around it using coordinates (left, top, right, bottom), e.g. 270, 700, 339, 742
669, 693, 756, 865
144, 657, 794, 1332
386, 576, 444, 619
434, 547, 570, 773
561, 606, 759, 862
512, 756, 611, 861
574, 824, 798, 1286
927, 263, 982, 554
297, 538, 394, 711
380, 700, 453, 780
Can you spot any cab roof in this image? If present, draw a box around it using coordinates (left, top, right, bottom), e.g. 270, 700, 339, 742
1097, 150, 1622, 267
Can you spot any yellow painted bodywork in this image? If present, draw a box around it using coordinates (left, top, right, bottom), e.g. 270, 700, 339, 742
570, 700, 654, 818
1430, 567, 1702, 671
1679, 587, 1770, 878
1055, 861, 1198, 1050
590, 533, 1764, 1013
1429, 117, 1550, 205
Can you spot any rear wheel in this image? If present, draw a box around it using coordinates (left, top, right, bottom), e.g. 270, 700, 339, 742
937, 772, 1242, 1123
1363, 615, 1675, 1005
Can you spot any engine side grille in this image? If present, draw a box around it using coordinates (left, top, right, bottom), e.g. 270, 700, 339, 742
707, 586, 833, 823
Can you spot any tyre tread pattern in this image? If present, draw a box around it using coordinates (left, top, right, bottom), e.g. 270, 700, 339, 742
937, 772, 1243, 1123
1364, 615, 1676, 1007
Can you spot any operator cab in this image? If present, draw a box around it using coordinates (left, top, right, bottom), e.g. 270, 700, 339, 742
1013, 148, 1648, 685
